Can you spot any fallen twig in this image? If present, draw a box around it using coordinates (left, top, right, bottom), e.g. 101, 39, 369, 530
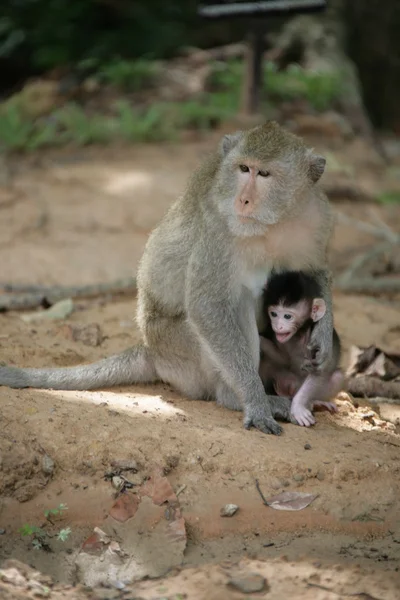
335, 242, 393, 289
255, 479, 269, 506
335, 275, 400, 294
335, 212, 400, 244
347, 376, 400, 401
0, 277, 137, 312
335, 212, 399, 293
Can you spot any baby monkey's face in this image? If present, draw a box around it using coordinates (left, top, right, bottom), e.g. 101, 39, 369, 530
268, 298, 326, 344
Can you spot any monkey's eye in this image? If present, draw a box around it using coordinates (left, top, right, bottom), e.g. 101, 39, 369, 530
258, 170, 270, 177
270, 311, 277, 318
284, 314, 292, 320
239, 164, 250, 173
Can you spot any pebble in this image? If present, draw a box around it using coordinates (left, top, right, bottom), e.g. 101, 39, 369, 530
304, 443, 312, 450
293, 473, 305, 482
0, 528, 5, 535
227, 572, 268, 593
42, 454, 55, 475
220, 504, 239, 517
112, 476, 124, 490
316, 470, 325, 481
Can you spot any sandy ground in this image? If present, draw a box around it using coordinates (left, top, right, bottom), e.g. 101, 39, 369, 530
0, 131, 399, 596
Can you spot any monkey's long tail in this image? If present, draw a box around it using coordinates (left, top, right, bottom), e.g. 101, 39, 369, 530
0, 345, 157, 390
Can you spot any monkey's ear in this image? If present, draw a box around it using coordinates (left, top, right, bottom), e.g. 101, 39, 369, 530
311, 298, 326, 322
220, 131, 243, 157
307, 152, 326, 183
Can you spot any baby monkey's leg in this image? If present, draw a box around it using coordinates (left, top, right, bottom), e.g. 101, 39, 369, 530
312, 369, 343, 413
291, 370, 342, 427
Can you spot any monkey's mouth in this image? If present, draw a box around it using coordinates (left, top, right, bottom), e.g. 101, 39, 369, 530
276, 332, 291, 344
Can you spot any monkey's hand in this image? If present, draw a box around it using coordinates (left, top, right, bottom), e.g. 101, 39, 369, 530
302, 319, 333, 373
290, 405, 316, 427
243, 402, 283, 435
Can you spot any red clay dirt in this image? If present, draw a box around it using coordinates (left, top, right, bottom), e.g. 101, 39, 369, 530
0, 131, 399, 595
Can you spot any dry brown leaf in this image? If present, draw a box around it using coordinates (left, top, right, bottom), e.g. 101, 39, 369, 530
265, 491, 318, 511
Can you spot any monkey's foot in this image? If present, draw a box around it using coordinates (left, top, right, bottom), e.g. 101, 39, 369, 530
243, 404, 282, 435
313, 401, 338, 414
290, 406, 315, 427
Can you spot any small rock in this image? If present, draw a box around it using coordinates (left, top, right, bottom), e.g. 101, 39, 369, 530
228, 572, 268, 593
316, 470, 325, 481
293, 473, 305, 482
59, 323, 103, 347
109, 580, 125, 590
14, 484, 37, 503
21, 298, 74, 323
112, 476, 124, 490
0, 528, 5, 534
304, 443, 312, 450
41, 454, 55, 476
361, 411, 376, 420
220, 504, 239, 517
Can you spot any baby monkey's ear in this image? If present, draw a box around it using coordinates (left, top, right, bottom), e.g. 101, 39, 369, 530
311, 298, 326, 322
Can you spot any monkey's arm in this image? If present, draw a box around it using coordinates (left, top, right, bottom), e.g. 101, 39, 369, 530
186, 254, 285, 435
304, 269, 334, 372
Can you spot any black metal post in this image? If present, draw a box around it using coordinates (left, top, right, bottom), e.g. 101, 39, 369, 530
241, 22, 266, 116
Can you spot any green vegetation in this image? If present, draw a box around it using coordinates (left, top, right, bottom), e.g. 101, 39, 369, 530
0, 57, 344, 152
19, 503, 71, 550
210, 59, 342, 112
100, 58, 161, 92
0, 1, 200, 71
376, 190, 400, 204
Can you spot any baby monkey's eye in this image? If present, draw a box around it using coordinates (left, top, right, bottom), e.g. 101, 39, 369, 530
284, 314, 292, 320
270, 311, 277, 318
258, 170, 270, 177
239, 164, 250, 173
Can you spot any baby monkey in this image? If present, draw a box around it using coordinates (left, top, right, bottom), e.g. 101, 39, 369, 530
259, 271, 344, 427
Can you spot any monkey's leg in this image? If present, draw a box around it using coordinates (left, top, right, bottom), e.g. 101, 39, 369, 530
145, 316, 214, 400
291, 372, 341, 427
0, 345, 157, 390
216, 381, 243, 411
313, 369, 344, 413
190, 288, 293, 433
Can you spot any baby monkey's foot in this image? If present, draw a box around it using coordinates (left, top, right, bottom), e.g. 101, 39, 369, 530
313, 400, 338, 414
290, 405, 315, 427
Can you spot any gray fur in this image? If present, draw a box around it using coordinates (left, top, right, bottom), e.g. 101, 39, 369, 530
0, 122, 335, 435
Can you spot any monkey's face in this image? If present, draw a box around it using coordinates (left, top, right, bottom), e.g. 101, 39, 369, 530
216, 160, 300, 236
216, 123, 325, 237
268, 297, 326, 343
268, 300, 310, 344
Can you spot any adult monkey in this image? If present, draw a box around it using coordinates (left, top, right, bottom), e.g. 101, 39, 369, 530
0, 122, 334, 435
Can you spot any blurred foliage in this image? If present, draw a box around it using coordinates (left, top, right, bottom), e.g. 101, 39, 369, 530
0, 94, 239, 152
0, 57, 345, 152
0, 1, 199, 71
210, 59, 342, 112
99, 58, 161, 91
376, 191, 400, 205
